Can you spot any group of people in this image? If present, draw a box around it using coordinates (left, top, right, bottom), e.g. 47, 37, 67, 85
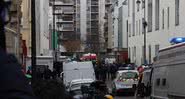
94, 63, 119, 82
94, 61, 136, 82
26, 66, 60, 80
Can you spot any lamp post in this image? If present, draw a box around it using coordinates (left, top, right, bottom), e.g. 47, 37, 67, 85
136, 0, 147, 65
31, 0, 36, 83
116, 17, 121, 63
52, 0, 57, 61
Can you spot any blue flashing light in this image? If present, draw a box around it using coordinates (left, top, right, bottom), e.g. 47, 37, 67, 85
170, 37, 185, 44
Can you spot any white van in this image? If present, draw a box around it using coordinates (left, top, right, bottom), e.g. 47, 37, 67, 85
63, 61, 96, 86
151, 42, 185, 99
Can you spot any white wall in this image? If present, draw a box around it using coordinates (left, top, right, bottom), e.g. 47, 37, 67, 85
112, 0, 128, 50
80, 0, 87, 41
113, 4, 119, 50
99, 0, 106, 46
36, 0, 51, 56
127, 0, 185, 65
108, 8, 114, 49
121, 1, 128, 48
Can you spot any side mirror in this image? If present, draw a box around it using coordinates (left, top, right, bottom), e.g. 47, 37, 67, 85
66, 85, 70, 91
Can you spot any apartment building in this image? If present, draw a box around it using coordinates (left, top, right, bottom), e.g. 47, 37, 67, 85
105, 0, 114, 53
21, 0, 31, 55
127, 0, 185, 65
110, 0, 128, 62
5, 0, 22, 59
50, 0, 109, 53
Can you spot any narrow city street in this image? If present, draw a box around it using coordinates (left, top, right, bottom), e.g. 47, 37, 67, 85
106, 80, 149, 99
115, 96, 134, 99
115, 96, 149, 99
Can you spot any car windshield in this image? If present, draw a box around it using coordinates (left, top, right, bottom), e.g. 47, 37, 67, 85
71, 89, 82, 95
71, 83, 91, 90
121, 72, 138, 79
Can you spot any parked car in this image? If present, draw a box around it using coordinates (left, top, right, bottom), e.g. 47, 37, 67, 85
112, 70, 139, 95
68, 79, 94, 99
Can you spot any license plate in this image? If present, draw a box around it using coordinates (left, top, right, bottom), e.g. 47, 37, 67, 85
121, 85, 132, 88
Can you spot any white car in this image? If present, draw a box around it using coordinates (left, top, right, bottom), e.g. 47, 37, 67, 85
69, 79, 94, 91
68, 79, 94, 99
112, 70, 139, 95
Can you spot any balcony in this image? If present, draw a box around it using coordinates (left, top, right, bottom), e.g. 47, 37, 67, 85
91, 7, 99, 13
54, 7, 74, 15
57, 19, 74, 23
57, 15, 74, 23
91, 25, 99, 28
57, 24, 74, 31
58, 31, 76, 41
91, 1, 98, 6
54, 0, 74, 6
91, 12, 99, 14
105, 0, 112, 6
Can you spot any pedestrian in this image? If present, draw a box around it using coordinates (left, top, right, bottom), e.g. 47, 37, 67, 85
27, 67, 32, 75
110, 64, 114, 80
44, 66, 52, 80
95, 65, 100, 80
102, 64, 107, 82
52, 68, 57, 79
0, 1, 36, 98
36, 68, 43, 80
108, 64, 112, 80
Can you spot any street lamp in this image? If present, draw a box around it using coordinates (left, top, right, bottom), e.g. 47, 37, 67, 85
136, 0, 147, 65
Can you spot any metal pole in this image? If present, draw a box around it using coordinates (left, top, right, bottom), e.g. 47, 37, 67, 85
0, 1, 6, 51
31, 0, 36, 83
53, 0, 57, 62
143, 0, 147, 65
0, 17, 6, 51
17, 0, 21, 62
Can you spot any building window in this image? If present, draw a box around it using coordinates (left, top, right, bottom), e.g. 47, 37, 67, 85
134, 46, 136, 63
155, 44, 160, 56
129, 24, 131, 37
139, 20, 141, 35
148, 45, 151, 64
136, 21, 138, 35
155, 0, 160, 30
156, 78, 160, 86
137, 1, 140, 12
175, 0, 179, 26
129, 47, 130, 58
162, 9, 164, 29
118, 6, 123, 48
142, 0, 145, 9
148, 0, 152, 32
127, 20, 129, 34
162, 78, 167, 86
142, 46, 144, 64
142, 18, 145, 34
167, 7, 170, 29
132, 0, 135, 36
128, 0, 130, 17
132, 47, 134, 62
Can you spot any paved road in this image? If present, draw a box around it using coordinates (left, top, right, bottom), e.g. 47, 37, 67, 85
106, 80, 149, 99
115, 96, 149, 99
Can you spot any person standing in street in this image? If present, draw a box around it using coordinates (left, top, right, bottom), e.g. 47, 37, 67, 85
44, 66, 52, 80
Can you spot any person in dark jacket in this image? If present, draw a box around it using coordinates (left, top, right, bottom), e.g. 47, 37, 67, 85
0, 50, 36, 99
44, 66, 52, 80
0, 1, 36, 98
